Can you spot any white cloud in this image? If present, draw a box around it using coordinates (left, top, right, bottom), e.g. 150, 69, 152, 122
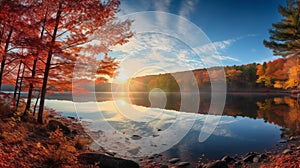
194, 38, 243, 64
111, 8, 247, 79
179, 0, 199, 18
217, 55, 240, 62
154, 0, 171, 12
213, 39, 236, 50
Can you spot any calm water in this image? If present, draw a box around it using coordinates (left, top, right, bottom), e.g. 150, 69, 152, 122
43, 92, 299, 164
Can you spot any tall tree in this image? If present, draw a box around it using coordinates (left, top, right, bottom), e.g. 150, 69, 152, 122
23, 1, 49, 115
0, 0, 25, 90
34, 0, 132, 124
264, 0, 300, 56
264, 0, 300, 89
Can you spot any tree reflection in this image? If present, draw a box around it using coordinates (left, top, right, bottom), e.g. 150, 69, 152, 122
257, 96, 300, 137
129, 93, 300, 137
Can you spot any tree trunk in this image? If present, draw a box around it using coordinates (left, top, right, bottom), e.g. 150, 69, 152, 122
38, 2, 62, 124
13, 61, 22, 99
0, 28, 13, 90
15, 62, 25, 111
33, 91, 40, 116
24, 58, 37, 115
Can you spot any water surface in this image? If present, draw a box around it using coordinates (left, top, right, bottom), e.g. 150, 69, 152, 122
43, 92, 299, 163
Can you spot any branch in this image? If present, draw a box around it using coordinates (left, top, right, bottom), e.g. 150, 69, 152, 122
5, 57, 18, 65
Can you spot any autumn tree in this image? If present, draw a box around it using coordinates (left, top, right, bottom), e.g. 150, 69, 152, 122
31, 0, 132, 124
0, 0, 24, 90
264, 0, 300, 89
96, 53, 119, 84
21, 1, 50, 115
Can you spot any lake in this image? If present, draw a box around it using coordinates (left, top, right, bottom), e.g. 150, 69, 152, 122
42, 92, 299, 164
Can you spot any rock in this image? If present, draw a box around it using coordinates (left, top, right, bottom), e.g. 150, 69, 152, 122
204, 160, 228, 168
154, 154, 162, 157
71, 130, 78, 135
77, 153, 139, 168
234, 161, 242, 166
47, 120, 71, 135
34, 127, 50, 137
169, 158, 180, 164
104, 150, 116, 157
160, 165, 169, 168
252, 154, 268, 163
259, 154, 268, 160
153, 134, 159, 137
289, 136, 297, 141
67, 116, 76, 120
252, 156, 260, 163
221, 156, 235, 163
242, 152, 257, 163
131, 135, 142, 140
282, 149, 293, 154
279, 140, 287, 143
178, 162, 190, 167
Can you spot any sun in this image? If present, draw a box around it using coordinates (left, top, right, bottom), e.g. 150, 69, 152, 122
115, 72, 129, 84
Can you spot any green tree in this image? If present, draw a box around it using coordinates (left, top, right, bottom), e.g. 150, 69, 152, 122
264, 0, 300, 89
264, 0, 300, 56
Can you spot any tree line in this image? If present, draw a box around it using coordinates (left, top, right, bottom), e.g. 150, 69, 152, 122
127, 57, 297, 93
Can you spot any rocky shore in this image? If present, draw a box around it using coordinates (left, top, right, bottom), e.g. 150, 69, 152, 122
138, 135, 300, 168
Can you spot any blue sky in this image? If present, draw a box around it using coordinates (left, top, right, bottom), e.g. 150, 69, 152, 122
110, 0, 286, 81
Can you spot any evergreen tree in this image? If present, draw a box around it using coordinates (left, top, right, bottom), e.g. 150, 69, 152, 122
264, 0, 300, 90
264, 0, 300, 57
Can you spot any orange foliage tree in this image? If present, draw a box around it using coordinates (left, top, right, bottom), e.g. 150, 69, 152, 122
0, 0, 133, 123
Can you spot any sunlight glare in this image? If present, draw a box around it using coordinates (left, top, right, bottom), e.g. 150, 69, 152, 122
115, 72, 129, 84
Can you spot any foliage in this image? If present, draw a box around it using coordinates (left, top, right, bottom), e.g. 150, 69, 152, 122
0, 0, 133, 123
264, 0, 300, 57
263, 0, 300, 90
0, 108, 94, 168
128, 63, 260, 92
256, 56, 299, 89
96, 53, 119, 84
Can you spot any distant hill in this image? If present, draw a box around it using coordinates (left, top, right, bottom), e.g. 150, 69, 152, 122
124, 57, 298, 93
125, 63, 262, 92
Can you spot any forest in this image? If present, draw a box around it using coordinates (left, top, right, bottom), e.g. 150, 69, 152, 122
127, 55, 299, 93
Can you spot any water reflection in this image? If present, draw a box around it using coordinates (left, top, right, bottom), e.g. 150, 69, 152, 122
256, 96, 300, 137
125, 93, 300, 136
42, 92, 299, 162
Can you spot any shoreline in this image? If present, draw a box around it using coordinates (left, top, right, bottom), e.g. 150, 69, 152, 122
52, 111, 298, 168
138, 135, 300, 168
